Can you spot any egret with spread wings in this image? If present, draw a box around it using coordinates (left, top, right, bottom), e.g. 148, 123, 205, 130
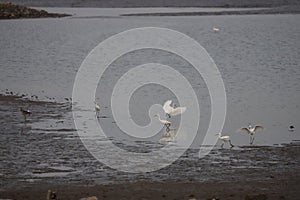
237, 124, 264, 144
163, 100, 186, 118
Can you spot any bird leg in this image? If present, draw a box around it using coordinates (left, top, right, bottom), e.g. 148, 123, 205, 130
166, 124, 170, 133
229, 140, 234, 148
221, 142, 224, 148
250, 136, 255, 145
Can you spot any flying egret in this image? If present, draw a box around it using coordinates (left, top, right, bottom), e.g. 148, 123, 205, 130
20, 107, 31, 121
216, 133, 234, 148
154, 114, 171, 132
163, 100, 186, 118
213, 27, 220, 32
237, 124, 264, 144
94, 101, 100, 118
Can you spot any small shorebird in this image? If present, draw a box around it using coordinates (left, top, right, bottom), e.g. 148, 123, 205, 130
94, 101, 100, 118
216, 133, 234, 148
288, 125, 295, 132
20, 107, 31, 121
237, 124, 264, 144
154, 114, 171, 132
163, 100, 186, 118
213, 27, 220, 32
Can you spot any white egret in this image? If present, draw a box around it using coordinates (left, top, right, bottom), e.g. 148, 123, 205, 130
154, 114, 171, 132
216, 133, 234, 148
94, 101, 100, 118
237, 124, 264, 144
163, 100, 186, 118
20, 107, 31, 121
213, 27, 220, 32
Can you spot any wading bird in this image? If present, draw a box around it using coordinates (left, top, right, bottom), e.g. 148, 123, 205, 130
94, 101, 100, 118
20, 107, 31, 121
154, 114, 171, 132
213, 27, 220, 32
288, 125, 295, 132
237, 124, 264, 144
163, 100, 186, 118
216, 133, 234, 148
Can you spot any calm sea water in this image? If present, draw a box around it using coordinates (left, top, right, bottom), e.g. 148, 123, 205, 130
0, 8, 299, 189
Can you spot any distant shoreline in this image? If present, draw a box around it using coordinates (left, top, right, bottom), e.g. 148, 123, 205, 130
1, 0, 299, 8
121, 6, 300, 16
0, 2, 71, 19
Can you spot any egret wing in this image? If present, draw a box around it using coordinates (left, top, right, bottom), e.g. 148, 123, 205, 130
254, 125, 264, 132
170, 107, 186, 117
163, 100, 173, 114
237, 127, 251, 134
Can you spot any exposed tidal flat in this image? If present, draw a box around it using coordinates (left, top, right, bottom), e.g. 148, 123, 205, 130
0, 4, 300, 200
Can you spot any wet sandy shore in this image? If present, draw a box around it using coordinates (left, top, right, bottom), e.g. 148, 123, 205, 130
1, 94, 299, 200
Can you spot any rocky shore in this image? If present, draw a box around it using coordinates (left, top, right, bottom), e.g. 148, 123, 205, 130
0, 2, 70, 19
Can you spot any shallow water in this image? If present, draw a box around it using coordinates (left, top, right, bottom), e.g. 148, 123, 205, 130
0, 8, 300, 189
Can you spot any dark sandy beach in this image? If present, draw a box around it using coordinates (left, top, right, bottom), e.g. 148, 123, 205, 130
1, 178, 300, 200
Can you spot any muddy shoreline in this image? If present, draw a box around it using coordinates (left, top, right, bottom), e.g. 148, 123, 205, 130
121, 6, 300, 16
1, 178, 299, 200
1, 94, 300, 199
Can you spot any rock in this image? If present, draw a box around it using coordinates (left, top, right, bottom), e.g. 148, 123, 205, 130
0, 2, 71, 19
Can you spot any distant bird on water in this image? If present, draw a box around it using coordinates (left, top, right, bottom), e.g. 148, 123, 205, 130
20, 107, 31, 121
94, 101, 100, 118
154, 114, 171, 132
213, 27, 220, 32
163, 100, 186, 118
237, 124, 264, 144
216, 133, 234, 148
288, 125, 295, 132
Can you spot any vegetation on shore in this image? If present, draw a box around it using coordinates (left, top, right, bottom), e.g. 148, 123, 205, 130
0, 2, 70, 19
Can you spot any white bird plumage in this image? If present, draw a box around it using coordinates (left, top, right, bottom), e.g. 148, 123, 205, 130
237, 124, 264, 144
213, 27, 220, 32
94, 101, 100, 118
163, 100, 186, 118
216, 133, 234, 148
159, 131, 174, 142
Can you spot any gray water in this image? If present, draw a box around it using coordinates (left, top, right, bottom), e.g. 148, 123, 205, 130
0, 8, 300, 189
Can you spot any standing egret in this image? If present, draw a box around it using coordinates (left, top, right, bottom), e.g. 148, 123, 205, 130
94, 101, 100, 118
154, 114, 171, 132
163, 100, 186, 118
20, 107, 31, 121
216, 133, 234, 148
237, 124, 264, 144
213, 27, 220, 32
